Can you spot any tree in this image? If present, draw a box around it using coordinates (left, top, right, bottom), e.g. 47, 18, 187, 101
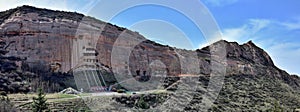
31, 88, 49, 112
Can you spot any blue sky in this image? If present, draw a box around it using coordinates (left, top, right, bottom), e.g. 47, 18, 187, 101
0, 0, 299, 75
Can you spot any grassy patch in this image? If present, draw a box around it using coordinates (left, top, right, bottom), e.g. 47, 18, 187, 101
46, 93, 77, 99
8, 93, 77, 101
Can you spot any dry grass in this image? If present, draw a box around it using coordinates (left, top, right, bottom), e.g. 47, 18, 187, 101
8, 93, 78, 102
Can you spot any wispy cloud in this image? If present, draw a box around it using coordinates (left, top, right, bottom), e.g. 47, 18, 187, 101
202, 0, 239, 7
278, 20, 300, 30
197, 19, 270, 48
221, 19, 271, 43
268, 42, 300, 75
217, 18, 300, 75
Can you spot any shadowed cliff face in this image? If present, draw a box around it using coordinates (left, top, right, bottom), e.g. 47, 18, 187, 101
0, 5, 299, 90
0, 38, 37, 93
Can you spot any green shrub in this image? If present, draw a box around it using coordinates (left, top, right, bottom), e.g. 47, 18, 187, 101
135, 95, 150, 109
31, 88, 49, 112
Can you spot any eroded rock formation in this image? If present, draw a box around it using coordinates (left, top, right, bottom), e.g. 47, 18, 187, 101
0, 5, 299, 91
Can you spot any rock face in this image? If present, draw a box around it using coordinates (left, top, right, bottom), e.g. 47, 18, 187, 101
1, 5, 300, 111
0, 6, 180, 75
220, 40, 300, 89
0, 5, 299, 89
0, 38, 36, 93
0, 6, 81, 73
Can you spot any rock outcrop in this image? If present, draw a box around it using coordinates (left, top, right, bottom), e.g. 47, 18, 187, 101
1, 5, 300, 111
0, 5, 299, 90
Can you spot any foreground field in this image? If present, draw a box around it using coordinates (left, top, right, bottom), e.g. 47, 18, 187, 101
8, 93, 88, 111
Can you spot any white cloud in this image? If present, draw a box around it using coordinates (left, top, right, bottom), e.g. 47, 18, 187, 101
198, 41, 210, 48
279, 21, 300, 30
202, 0, 239, 7
217, 18, 300, 75
221, 19, 271, 43
197, 19, 271, 48
267, 42, 300, 75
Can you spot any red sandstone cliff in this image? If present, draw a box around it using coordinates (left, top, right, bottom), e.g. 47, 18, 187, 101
0, 6, 184, 76
0, 6, 299, 85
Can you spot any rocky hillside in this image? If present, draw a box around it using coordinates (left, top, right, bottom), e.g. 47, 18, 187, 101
0, 5, 300, 111
109, 40, 300, 111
